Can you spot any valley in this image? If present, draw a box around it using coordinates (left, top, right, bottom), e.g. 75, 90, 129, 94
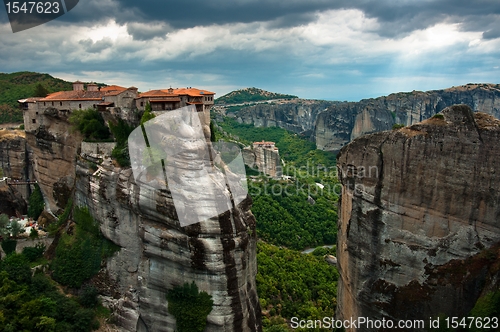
0, 72, 499, 332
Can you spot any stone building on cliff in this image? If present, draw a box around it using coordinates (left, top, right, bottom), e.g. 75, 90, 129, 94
135, 87, 215, 125
242, 140, 282, 178
19, 81, 138, 132
18, 81, 215, 132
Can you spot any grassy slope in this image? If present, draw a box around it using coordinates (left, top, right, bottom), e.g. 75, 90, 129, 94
0, 72, 73, 123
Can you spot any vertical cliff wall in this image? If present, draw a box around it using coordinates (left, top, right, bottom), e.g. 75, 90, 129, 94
0, 130, 32, 214
235, 100, 336, 135
17, 104, 263, 331
0, 130, 30, 180
336, 105, 500, 330
24, 108, 83, 212
75, 158, 262, 331
243, 144, 282, 178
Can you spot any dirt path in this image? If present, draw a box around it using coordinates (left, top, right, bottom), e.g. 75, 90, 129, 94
0, 122, 23, 130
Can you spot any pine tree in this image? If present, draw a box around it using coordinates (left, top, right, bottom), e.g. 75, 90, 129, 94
33, 83, 49, 97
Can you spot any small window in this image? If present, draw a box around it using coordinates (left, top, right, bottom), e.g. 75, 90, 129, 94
140, 102, 144, 107
43, 102, 46, 106
52, 102, 54, 106
79, 104, 82, 109
32, 119, 36, 123
60, 102, 62, 106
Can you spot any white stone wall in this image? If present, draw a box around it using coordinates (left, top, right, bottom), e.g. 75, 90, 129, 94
23, 103, 39, 132
253, 146, 282, 178
81, 142, 117, 157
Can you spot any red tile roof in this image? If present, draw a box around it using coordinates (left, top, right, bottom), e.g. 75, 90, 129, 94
105, 90, 126, 96
100, 85, 127, 92
138, 90, 179, 98
39, 87, 133, 101
40, 91, 104, 101
168, 88, 215, 96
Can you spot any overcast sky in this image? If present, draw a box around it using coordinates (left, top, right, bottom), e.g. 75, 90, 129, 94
1, 0, 499, 100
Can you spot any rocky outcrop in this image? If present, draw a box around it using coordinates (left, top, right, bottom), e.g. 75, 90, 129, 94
0, 130, 31, 180
75, 157, 262, 331
234, 100, 337, 135
243, 144, 282, 178
17, 101, 263, 331
25, 109, 83, 212
0, 181, 27, 216
0, 130, 33, 205
336, 105, 500, 330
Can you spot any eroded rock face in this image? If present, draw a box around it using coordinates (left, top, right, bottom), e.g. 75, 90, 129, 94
315, 84, 500, 151
25, 109, 83, 212
0, 130, 29, 180
0, 130, 33, 205
235, 100, 336, 135
336, 105, 500, 330
75, 158, 262, 332
21, 103, 262, 331
0, 183, 27, 216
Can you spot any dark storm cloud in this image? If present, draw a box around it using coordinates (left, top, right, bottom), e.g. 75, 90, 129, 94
55, 0, 137, 24
483, 27, 500, 40
126, 22, 172, 40
59, 0, 499, 38
0, 7, 8, 24
353, 0, 500, 37
14, 0, 497, 41
113, 0, 337, 28
78, 38, 113, 53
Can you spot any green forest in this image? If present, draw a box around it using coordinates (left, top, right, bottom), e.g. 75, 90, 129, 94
212, 115, 342, 331
215, 87, 298, 105
250, 180, 338, 250
214, 117, 339, 250
257, 242, 338, 332
216, 117, 337, 168
0, 204, 115, 331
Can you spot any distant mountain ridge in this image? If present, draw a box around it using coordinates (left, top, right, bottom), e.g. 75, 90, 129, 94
228, 83, 500, 151
215, 87, 298, 105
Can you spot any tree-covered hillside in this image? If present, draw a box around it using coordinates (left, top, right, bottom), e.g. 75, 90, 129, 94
213, 117, 340, 248
212, 114, 340, 331
257, 242, 338, 332
216, 118, 336, 168
0, 72, 73, 124
215, 87, 298, 105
